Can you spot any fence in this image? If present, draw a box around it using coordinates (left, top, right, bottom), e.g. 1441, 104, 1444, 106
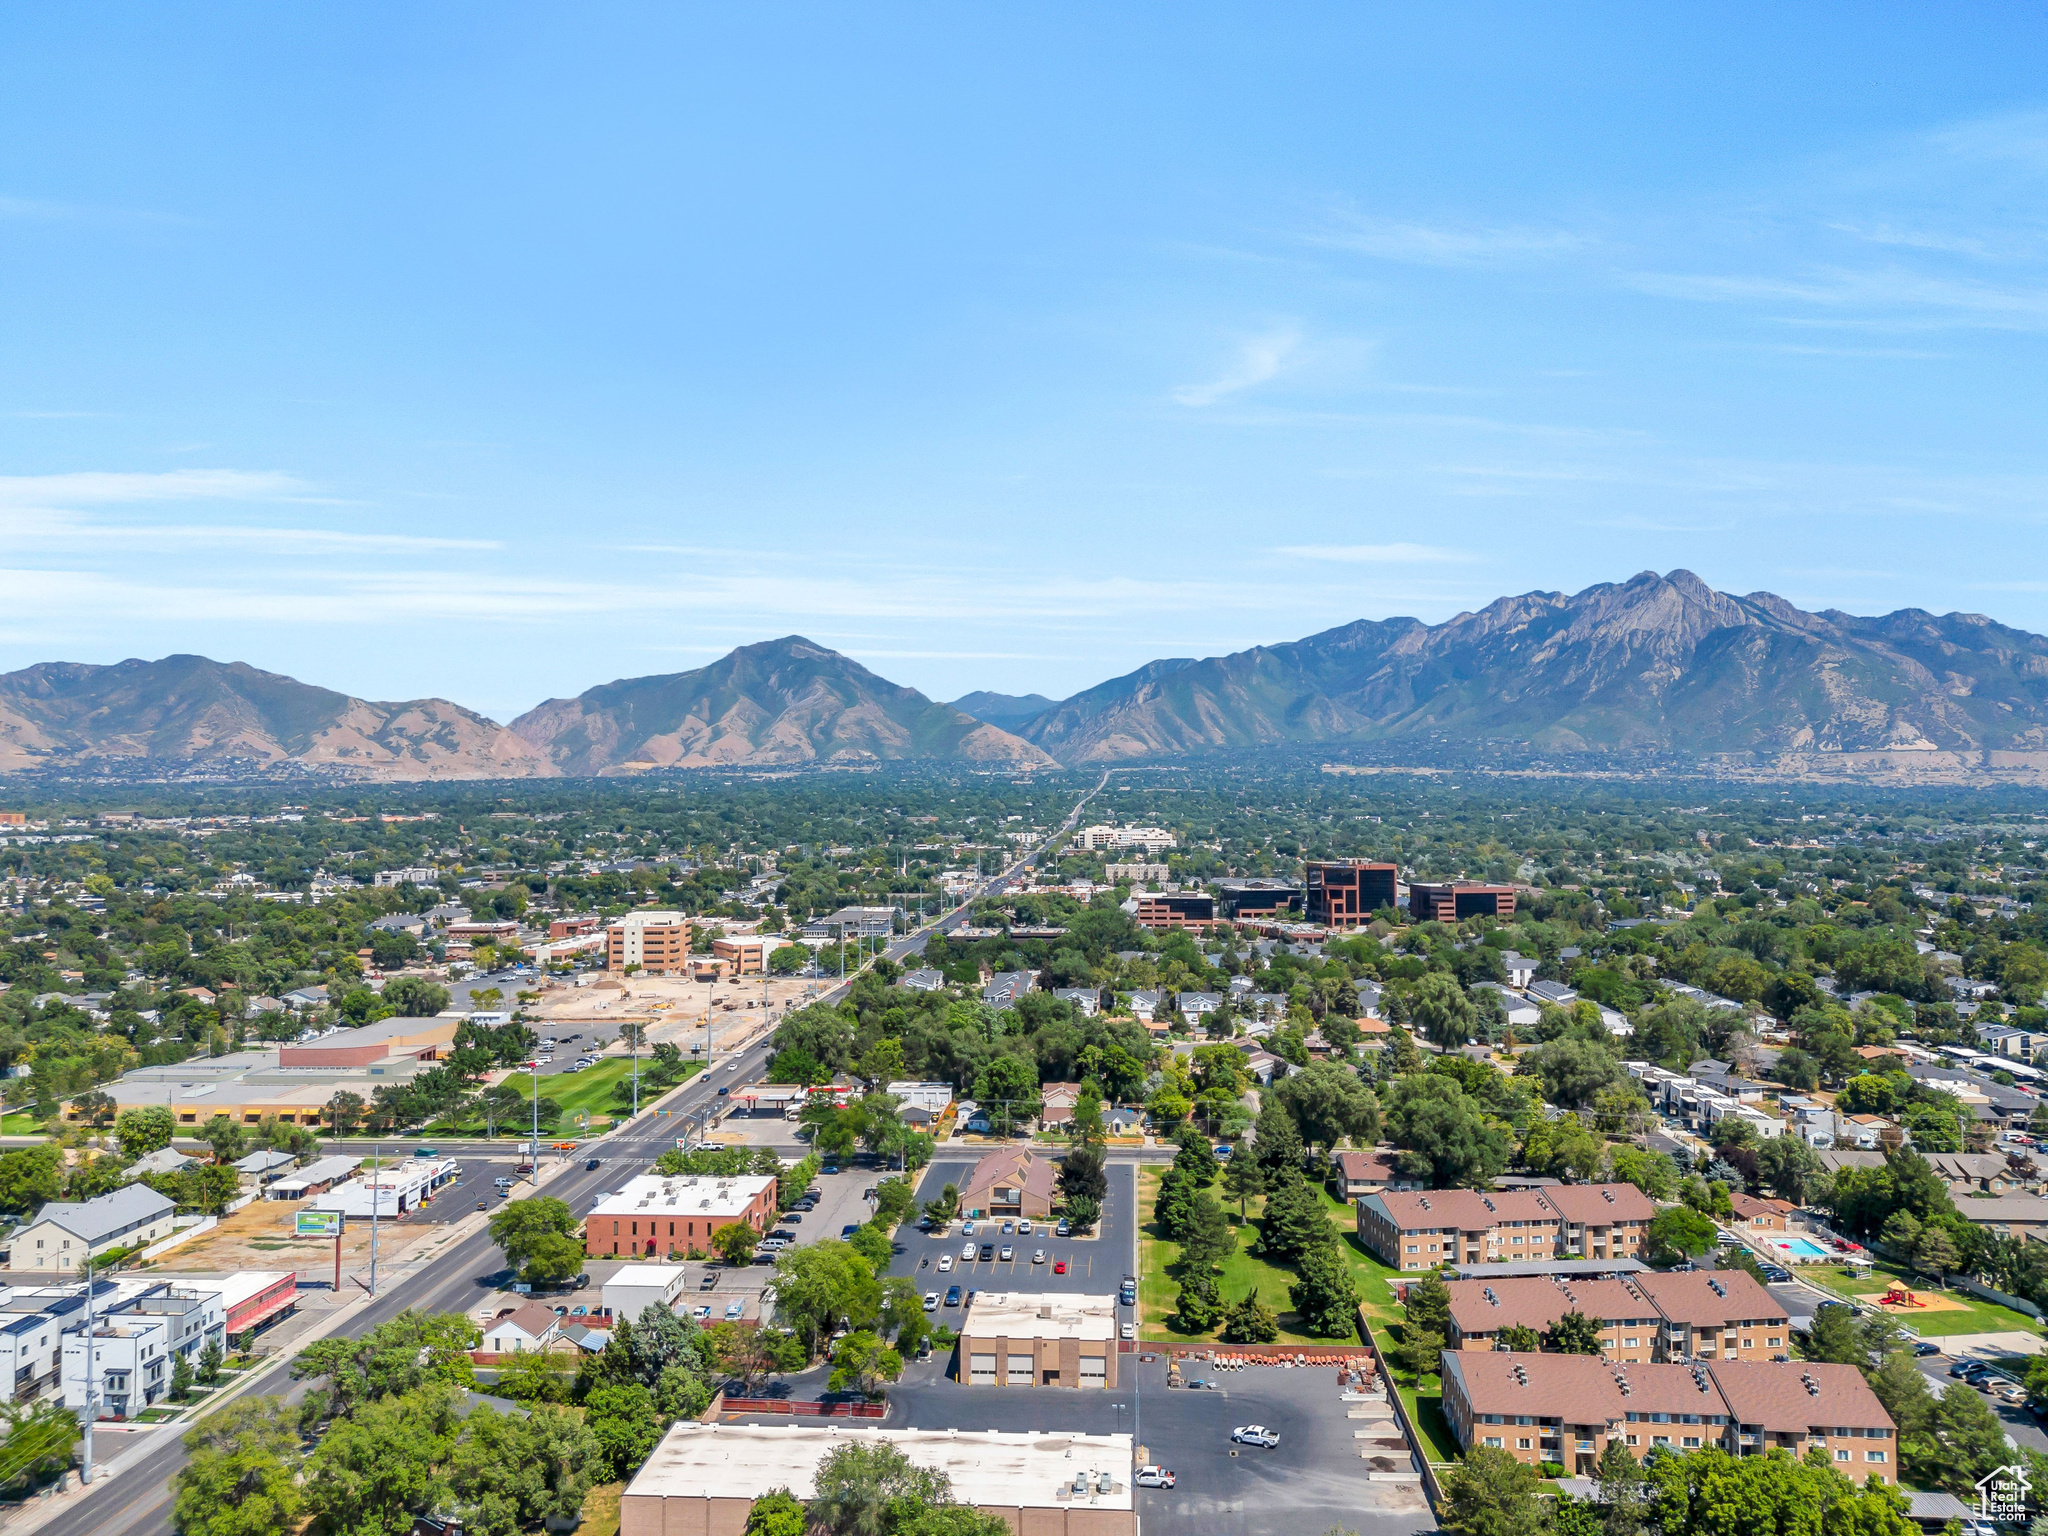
1355, 1307, 1446, 1514
1153, 1342, 1373, 1366
718, 1396, 885, 1419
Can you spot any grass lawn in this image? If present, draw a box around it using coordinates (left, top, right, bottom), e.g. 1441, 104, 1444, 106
579, 1482, 623, 1536
0, 1112, 46, 1135
422, 1058, 699, 1137
1804, 1261, 2045, 1338
1136, 1166, 1404, 1346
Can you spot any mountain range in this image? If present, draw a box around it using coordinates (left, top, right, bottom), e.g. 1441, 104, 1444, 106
8, 571, 2048, 779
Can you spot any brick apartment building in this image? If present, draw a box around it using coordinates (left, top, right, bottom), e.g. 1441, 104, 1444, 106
607, 910, 690, 974
1443, 1270, 1789, 1363
1440, 1353, 1895, 1481
1408, 880, 1518, 922
1355, 1184, 1656, 1267
1303, 861, 1398, 928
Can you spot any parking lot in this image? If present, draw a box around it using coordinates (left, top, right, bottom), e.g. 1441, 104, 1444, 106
889, 1157, 1139, 1316
881, 1356, 1434, 1536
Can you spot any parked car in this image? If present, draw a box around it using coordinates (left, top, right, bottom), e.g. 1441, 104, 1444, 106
693, 1304, 713, 1321
1019, 1220, 1035, 1235
1033, 1249, 1047, 1264
944, 1285, 962, 1307
1135, 1466, 1175, 1489
923, 1291, 940, 1311
1056, 1220, 1071, 1237
1231, 1426, 1279, 1448
1000, 1246, 1014, 1261
938, 1254, 954, 1272
1121, 1322, 1136, 1340
1054, 1260, 1067, 1274
962, 1243, 976, 1260
979, 1244, 994, 1261
962, 1221, 977, 1236
1002, 1220, 1015, 1234
700, 1273, 719, 1289
724, 1301, 744, 1321
1914, 1341, 1942, 1357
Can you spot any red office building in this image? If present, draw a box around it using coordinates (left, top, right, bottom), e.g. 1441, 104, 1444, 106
1408, 881, 1518, 923
1304, 862, 1399, 928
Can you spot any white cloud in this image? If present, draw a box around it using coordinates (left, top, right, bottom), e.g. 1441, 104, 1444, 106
0, 468, 311, 506
1172, 326, 1301, 407
1272, 543, 1474, 564
1311, 215, 1587, 267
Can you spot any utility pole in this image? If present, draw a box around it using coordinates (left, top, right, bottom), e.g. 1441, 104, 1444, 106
370, 1139, 381, 1296
530, 1064, 542, 1185
79, 1259, 99, 1485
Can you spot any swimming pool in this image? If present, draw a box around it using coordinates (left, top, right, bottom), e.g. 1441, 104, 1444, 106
1772, 1237, 1832, 1260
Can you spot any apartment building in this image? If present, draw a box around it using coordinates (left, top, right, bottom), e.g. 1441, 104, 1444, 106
1439, 1352, 1896, 1481
1445, 1276, 1661, 1360
1355, 1183, 1655, 1269
607, 910, 691, 974
1408, 881, 1518, 923
1629, 1270, 1791, 1362
1074, 824, 1175, 853
1303, 862, 1399, 929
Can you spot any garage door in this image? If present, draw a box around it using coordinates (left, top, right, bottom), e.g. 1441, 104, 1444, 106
1079, 1356, 1107, 1388
969, 1353, 997, 1385
1006, 1355, 1034, 1385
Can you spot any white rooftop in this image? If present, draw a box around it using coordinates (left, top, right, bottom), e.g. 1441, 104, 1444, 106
962, 1291, 1117, 1342
625, 1423, 1134, 1511
590, 1173, 774, 1222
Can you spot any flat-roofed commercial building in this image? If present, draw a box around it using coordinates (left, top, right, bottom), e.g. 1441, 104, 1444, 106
278, 1015, 459, 1068
1439, 1352, 1895, 1481
586, 1173, 777, 1257
621, 1423, 1135, 1536
1356, 1183, 1655, 1268
960, 1292, 1118, 1389
1409, 881, 1518, 923
1132, 892, 1214, 931
711, 934, 785, 975
1217, 881, 1303, 919
1304, 862, 1398, 928
608, 911, 690, 974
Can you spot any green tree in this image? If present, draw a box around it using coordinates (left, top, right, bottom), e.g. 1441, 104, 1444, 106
1173, 1128, 1220, 1186
173, 1398, 303, 1536
1058, 1144, 1108, 1205
382, 977, 450, 1017
971, 1055, 1038, 1136
1913, 1225, 1959, 1283
1273, 1060, 1382, 1152
487, 1196, 581, 1282
1177, 1191, 1235, 1274
1439, 1445, 1544, 1536
807, 1440, 953, 1536
200, 1115, 246, 1165
772, 1241, 882, 1357
301, 1385, 458, 1536
1252, 1097, 1305, 1177
1222, 1150, 1267, 1219
747, 1491, 809, 1536
1645, 1206, 1716, 1264
585, 1381, 664, 1480
1220, 1287, 1280, 1344
713, 1221, 761, 1266
1543, 1310, 1603, 1355
494, 1349, 575, 1404
0, 1144, 62, 1217
1408, 973, 1479, 1051
1496, 1323, 1540, 1353
1289, 1242, 1361, 1336
1172, 1271, 1223, 1332
171, 1350, 195, 1402
1403, 1270, 1453, 1338
291, 1311, 478, 1416
1803, 1305, 1865, 1366
1382, 1074, 1511, 1189
828, 1331, 903, 1398
445, 1403, 605, 1536
1256, 1171, 1334, 1264
114, 1105, 175, 1159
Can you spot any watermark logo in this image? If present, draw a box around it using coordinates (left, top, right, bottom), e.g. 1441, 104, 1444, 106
1977, 1464, 2032, 1524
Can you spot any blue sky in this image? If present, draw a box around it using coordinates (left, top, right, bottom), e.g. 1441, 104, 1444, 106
4, 6, 2048, 720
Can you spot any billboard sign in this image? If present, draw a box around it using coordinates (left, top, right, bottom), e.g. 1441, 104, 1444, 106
295, 1210, 343, 1238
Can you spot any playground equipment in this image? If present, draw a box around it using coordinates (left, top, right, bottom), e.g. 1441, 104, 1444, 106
1882, 1284, 1929, 1308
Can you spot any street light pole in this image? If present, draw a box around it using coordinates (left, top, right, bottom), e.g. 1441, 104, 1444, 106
370, 1139, 381, 1296
79, 1259, 99, 1485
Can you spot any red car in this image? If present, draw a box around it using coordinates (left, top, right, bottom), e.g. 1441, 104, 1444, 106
1053, 1260, 1067, 1274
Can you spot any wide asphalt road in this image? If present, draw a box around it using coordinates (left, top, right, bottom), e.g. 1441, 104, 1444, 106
49, 770, 1110, 1536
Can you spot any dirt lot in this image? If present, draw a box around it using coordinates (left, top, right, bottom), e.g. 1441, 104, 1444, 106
147, 1194, 450, 1283
526, 972, 821, 1052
